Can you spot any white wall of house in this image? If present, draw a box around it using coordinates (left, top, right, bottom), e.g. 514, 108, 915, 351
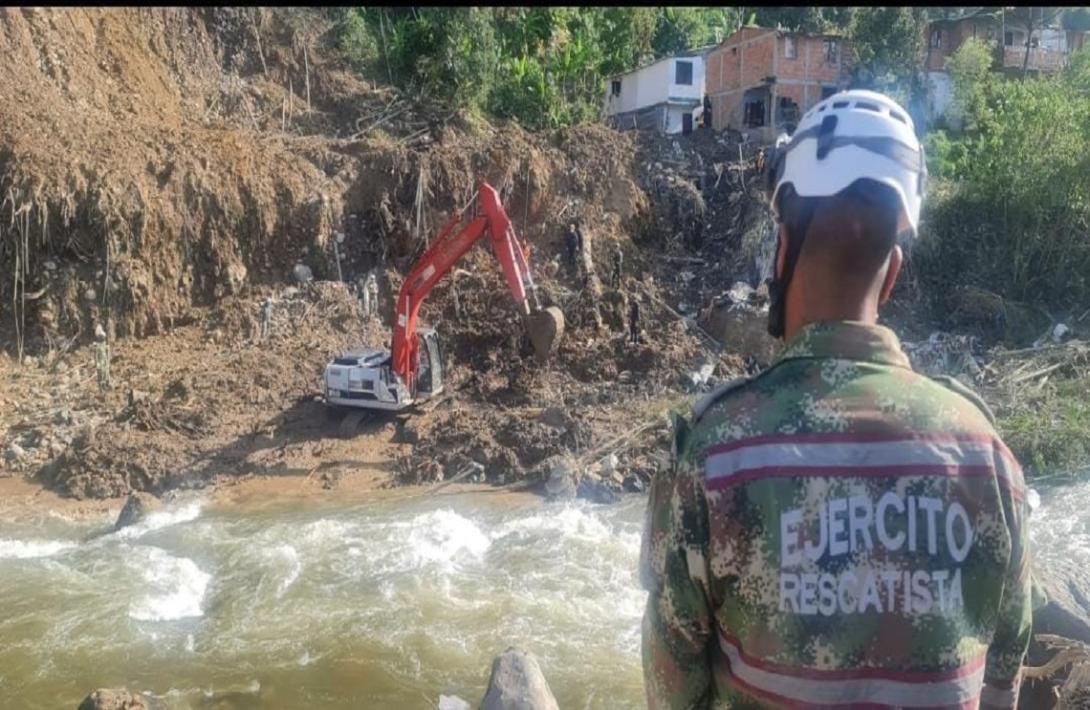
1039, 28, 1067, 53
603, 55, 706, 127
926, 71, 954, 120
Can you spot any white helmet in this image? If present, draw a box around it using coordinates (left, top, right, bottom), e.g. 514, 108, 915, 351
768, 89, 926, 236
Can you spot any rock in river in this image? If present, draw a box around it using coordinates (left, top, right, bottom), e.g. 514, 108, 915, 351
77, 688, 157, 710
480, 648, 559, 710
114, 492, 162, 532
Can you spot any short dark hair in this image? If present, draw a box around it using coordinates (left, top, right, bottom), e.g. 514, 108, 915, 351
778, 179, 901, 280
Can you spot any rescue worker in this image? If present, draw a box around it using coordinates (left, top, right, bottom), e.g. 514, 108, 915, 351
641, 90, 1031, 709
628, 295, 641, 345
364, 271, 379, 318
610, 246, 624, 289
703, 93, 712, 129
261, 296, 274, 340
94, 323, 111, 390
564, 221, 583, 272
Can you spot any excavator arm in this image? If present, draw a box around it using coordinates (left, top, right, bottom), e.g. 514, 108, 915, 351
390, 182, 563, 394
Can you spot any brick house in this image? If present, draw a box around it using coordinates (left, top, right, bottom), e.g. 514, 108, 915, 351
705, 27, 854, 141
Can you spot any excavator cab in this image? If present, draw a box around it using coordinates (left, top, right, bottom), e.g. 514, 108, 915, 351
415, 328, 445, 397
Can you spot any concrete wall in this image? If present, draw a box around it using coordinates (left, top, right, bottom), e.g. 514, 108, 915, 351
604, 56, 705, 126
926, 71, 954, 120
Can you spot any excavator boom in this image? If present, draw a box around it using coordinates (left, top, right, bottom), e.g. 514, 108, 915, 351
390, 183, 563, 395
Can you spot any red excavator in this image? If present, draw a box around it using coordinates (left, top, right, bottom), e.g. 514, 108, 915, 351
324, 182, 564, 413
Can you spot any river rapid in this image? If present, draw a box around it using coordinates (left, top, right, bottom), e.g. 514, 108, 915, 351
0, 492, 646, 709
1, 480, 1085, 709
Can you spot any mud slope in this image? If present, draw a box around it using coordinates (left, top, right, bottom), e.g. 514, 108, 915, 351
0, 8, 657, 354
0, 8, 769, 499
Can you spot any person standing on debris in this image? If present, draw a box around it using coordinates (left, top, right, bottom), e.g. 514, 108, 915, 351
642, 91, 1031, 709
702, 93, 712, 129
94, 323, 111, 390
365, 271, 379, 318
628, 295, 641, 345
610, 246, 624, 289
261, 296, 274, 340
564, 222, 583, 272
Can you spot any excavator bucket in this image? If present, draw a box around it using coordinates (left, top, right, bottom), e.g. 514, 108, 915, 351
526, 306, 565, 363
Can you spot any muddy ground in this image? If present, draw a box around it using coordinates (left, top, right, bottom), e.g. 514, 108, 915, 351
0, 8, 783, 501
0, 7, 1082, 505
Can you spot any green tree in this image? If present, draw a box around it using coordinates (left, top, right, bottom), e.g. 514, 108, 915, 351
651, 7, 705, 56
917, 73, 1090, 313
748, 7, 854, 33
849, 7, 929, 111
945, 37, 994, 131
1063, 7, 1090, 32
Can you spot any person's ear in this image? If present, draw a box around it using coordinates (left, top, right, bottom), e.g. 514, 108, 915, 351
775, 226, 789, 280
878, 245, 903, 305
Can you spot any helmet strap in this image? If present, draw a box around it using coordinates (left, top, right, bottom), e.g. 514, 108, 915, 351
767, 204, 815, 339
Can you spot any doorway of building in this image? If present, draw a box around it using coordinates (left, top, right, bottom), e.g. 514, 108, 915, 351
742, 87, 770, 128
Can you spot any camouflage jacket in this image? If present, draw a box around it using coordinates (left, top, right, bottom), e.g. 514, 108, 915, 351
641, 321, 1031, 709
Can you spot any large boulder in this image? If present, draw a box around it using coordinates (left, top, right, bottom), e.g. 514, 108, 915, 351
113, 492, 162, 532
542, 458, 577, 501
480, 648, 559, 710
699, 283, 779, 364
77, 689, 154, 710
1033, 571, 1090, 645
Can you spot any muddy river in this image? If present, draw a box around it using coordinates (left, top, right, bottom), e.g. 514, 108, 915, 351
0, 492, 646, 709
0, 479, 1085, 709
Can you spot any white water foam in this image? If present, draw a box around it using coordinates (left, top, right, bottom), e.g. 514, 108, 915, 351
300, 519, 356, 545
0, 538, 76, 560
129, 546, 211, 622
401, 510, 491, 570
268, 544, 301, 597
114, 501, 203, 541
490, 503, 643, 553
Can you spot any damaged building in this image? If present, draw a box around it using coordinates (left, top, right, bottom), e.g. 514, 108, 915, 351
705, 27, 854, 141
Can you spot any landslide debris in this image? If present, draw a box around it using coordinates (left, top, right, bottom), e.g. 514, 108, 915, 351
0, 7, 769, 500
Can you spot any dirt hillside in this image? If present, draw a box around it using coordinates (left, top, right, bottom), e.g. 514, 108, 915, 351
0, 7, 770, 499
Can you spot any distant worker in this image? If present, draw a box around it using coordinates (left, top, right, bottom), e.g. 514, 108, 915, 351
94, 323, 111, 390
642, 90, 1031, 708
564, 221, 584, 272
703, 94, 712, 129
261, 297, 274, 340
364, 271, 379, 318
628, 296, 641, 345
610, 246, 624, 289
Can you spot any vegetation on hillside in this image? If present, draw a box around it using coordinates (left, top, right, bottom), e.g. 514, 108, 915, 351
918, 42, 1090, 317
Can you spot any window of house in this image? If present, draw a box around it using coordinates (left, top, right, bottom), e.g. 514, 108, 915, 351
611, 80, 621, 97
930, 28, 942, 49
824, 39, 839, 65
675, 60, 693, 86
744, 100, 765, 128
1030, 36, 1039, 49
784, 36, 798, 59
